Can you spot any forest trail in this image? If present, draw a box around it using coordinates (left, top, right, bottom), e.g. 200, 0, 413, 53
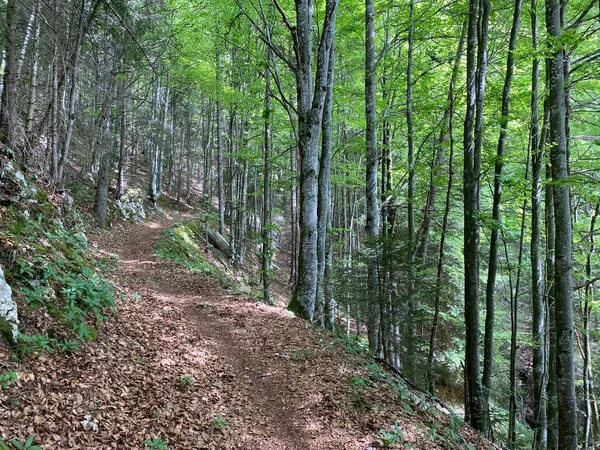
90, 212, 361, 449
2, 212, 493, 449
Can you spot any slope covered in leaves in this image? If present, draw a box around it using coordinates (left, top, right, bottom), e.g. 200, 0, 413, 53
1, 211, 496, 449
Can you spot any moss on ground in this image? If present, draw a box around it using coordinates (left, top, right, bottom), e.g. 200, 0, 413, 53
155, 220, 245, 294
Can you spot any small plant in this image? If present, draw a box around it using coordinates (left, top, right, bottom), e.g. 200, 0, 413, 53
377, 424, 404, 448
347, 375, 368, 389
213, 414, 228, 430
181, 375, 193, 387
143, 438, 168, 450
16, 333, 55, 356
290, 348, 312, 360
9, 435, 42, 450
0, 371, 17, 389
55, 339, 80, 353
348, 375, 368, 409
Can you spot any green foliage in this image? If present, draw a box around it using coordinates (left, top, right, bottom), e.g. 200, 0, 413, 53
16, 334, 55, 355
332, 332, 369, 357
0, 371, 17, 389
143, 438, 168, 450
0, 205, 115, 356
290, 348, 312, 361
9, 435, 42, 450
180, 374, 193, 387
376, 424, 405, 448
213, 415, 228, 430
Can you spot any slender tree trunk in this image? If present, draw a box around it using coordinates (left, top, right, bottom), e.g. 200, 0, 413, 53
261, 55, 273, 304
584, 204, 600, 448
427, 74, 457, 395
546, 125, 558, 450
116, 82, 128, 200
530, 1, 547, 447
25, 10, 40, 140
546, 0, 577, 447
404, 0, 416, 373
507, 172, 528, 447
364, 0, 380, 353
50, 47, 59, 180
482, 0, 522, 434
57, 0, 87, 182
216, 51, 225, 236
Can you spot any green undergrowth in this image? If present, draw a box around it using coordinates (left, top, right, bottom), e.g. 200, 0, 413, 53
155, 220, 245, 295
328, 331, 480, 449
0, 201, 116, 356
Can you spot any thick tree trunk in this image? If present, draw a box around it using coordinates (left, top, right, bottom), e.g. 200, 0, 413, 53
546, 0, 577, 448
0, 0, 25, 153
316, 43, 335, 327
463, 0, 489, 432
288, 0, 338, 322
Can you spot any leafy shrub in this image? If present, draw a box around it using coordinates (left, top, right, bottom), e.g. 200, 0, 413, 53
0, 371, 17, 389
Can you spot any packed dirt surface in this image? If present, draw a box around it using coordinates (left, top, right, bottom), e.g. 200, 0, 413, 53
1, 212, 495, 449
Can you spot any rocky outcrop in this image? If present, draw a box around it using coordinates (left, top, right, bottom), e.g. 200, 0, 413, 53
115, 188, 146, 222
0, 265, 18, 343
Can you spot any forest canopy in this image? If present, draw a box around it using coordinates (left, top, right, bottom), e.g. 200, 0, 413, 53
0, 0, 598, 448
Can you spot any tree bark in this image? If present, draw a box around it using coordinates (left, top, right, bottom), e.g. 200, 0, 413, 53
482, 0, 522, 435
463, 0, 489, 432
261, 55, 273, 304
530, 1, 547, 448
364, 0, 380, 353
546, 0, 577, 447
288, 0, 338, 322
316, 43, 334, 327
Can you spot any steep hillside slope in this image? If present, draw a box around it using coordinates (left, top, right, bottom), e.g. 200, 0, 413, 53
1, 212, 496, 449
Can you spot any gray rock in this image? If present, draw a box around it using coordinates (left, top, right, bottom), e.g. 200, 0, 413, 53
116, 188, 146, 222
61, 193, 74, 212
0, 265, 18, 343
75, 231, 88, 248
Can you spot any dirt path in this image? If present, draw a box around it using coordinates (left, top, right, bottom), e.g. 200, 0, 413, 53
1, 213, 494, 450
79, 214, 374, 449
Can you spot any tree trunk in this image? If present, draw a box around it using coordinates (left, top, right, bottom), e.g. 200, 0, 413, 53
462, 0, 488, 432
364, 0, 380, 353
482, 0, 522, 434
546, 0, 577, 447
316, 42, 335, 327
426, 23, 464, 393
530, 1, 547, 447
288, 0, 338, 321
261, 56, 272, 304
57, 0, 87, 183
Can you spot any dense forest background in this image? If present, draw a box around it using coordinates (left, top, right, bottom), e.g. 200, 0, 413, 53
0, 0, 598, 448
